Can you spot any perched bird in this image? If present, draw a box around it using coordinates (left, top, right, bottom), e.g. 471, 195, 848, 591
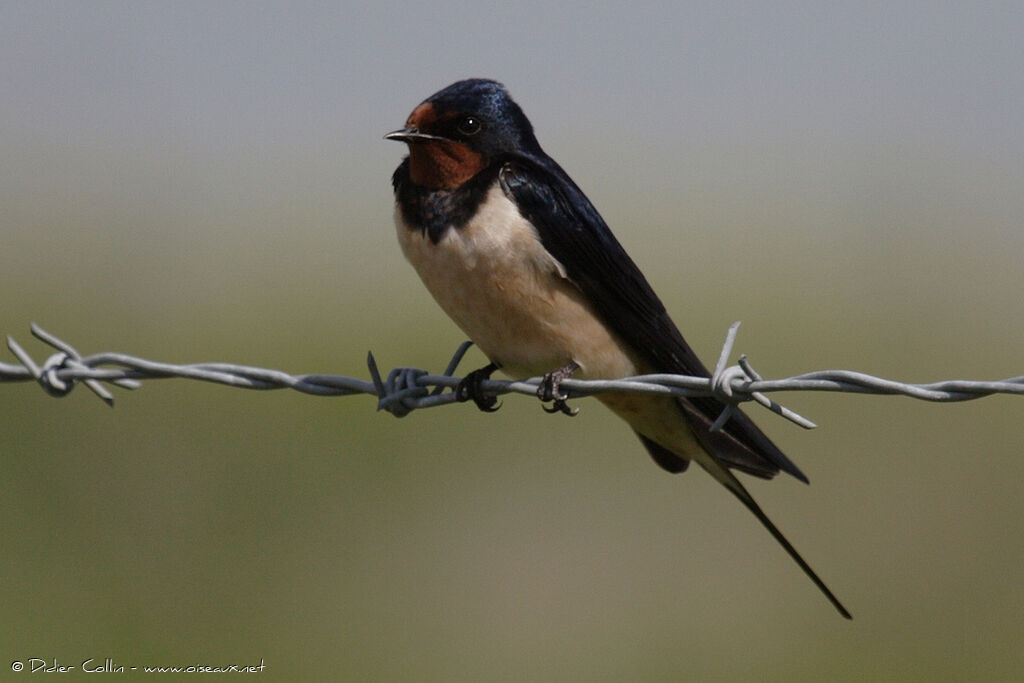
386, 78, 850, 619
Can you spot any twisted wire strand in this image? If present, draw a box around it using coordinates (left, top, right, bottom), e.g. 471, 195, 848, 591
5, 323, 1024, 430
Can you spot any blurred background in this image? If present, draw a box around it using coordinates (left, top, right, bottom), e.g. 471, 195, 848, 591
2, 2, 1023, 680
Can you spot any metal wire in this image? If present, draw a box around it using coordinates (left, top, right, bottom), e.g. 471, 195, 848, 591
5, 322, 1024, 429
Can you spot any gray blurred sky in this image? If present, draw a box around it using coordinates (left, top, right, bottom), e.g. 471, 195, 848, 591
5, 2, 1022, 138
4, 1, 1021, 199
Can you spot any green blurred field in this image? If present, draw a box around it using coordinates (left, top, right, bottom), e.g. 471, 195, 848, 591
5, 135, 1023, 680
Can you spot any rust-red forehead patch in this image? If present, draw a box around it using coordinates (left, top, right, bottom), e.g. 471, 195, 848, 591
407, 102, 437, 130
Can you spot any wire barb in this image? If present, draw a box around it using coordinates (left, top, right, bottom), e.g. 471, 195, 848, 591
706, 322, 814, 431
4, 324, 1024, 429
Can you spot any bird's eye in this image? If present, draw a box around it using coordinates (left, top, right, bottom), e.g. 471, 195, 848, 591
456, 115, 483, 136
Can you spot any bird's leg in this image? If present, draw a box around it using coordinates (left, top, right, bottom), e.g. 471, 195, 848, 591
538, 361, 580, 416
455, 362, 501, 412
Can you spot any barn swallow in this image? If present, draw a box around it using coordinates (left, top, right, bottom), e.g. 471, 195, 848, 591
386, 78, 850, 619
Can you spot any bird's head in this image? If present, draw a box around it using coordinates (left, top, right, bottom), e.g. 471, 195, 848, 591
385, 79, 541, 189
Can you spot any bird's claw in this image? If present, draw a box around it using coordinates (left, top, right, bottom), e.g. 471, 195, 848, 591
543, 398, 579, 416
455, 363, 501, 412
537, 361, 580, 417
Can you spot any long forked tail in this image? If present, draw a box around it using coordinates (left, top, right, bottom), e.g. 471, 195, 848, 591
698, 458, 852, 619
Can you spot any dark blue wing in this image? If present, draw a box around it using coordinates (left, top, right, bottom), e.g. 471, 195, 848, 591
499, 157, 807, 482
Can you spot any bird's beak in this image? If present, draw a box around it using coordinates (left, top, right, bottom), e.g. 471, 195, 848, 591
383, 127, 445, 144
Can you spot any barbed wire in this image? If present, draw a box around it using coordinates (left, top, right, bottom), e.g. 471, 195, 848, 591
4, 322, 1024, 430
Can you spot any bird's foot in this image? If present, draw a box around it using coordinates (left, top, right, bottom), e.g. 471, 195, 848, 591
538, 361, 580, 416
455, 362, 501, 412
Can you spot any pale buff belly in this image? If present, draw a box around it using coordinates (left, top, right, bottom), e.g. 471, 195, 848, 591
395, 185, 640, 381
